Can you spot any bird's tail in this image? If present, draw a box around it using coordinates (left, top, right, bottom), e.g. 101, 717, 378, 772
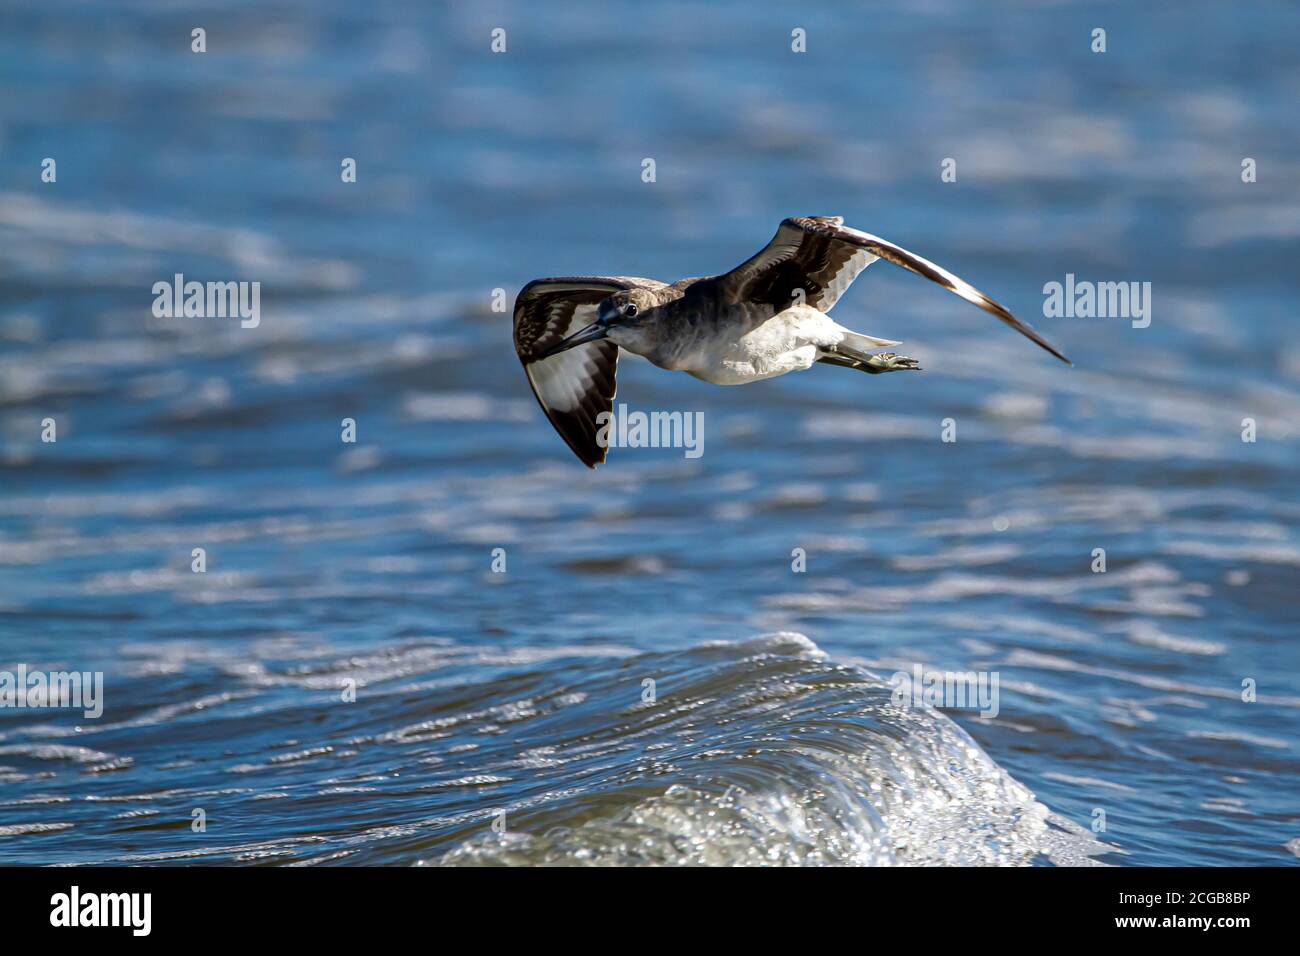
836, 327, 901, 352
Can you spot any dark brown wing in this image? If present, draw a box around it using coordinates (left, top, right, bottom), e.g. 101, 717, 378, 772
720, 216, 877, 312
513, 276, 662, 468
721, 216, 1071, 364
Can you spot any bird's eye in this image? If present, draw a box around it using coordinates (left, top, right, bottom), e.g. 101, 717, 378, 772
622, 303, 638, 318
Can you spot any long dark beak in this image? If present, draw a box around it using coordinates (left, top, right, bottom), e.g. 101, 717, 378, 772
540, 321, 608, 359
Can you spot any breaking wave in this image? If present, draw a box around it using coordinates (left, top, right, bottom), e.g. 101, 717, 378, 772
426, 633, 1104, 866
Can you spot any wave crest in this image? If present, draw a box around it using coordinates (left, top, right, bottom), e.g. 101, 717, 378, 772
430, 633, 1103, 866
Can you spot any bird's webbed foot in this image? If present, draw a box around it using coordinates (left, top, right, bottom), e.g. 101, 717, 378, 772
861, 352, 921, 373
820, 345, 921, 374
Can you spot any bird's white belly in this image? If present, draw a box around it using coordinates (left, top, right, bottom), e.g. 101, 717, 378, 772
684, 305, 838, 385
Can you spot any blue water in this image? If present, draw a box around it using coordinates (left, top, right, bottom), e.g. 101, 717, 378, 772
1, 1, 1297, 865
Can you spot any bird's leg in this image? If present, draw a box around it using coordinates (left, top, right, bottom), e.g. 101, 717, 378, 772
817, 346, 920, 374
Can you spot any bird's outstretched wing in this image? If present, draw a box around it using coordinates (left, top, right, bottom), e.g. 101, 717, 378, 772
719, 216, 1071, 364
513, 276, 663, 468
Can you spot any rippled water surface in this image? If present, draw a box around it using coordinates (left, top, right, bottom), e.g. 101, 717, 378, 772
1, 1, 1298, 865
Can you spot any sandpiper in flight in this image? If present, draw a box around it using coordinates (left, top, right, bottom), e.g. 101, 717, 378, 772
513, 216, 1071, 467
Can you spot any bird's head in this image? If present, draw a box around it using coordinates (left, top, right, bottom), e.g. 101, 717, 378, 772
541, 288, 658, 358
598, 288, 656, 325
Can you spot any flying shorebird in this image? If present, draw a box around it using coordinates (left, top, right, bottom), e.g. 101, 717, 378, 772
513, 216, 1070, 467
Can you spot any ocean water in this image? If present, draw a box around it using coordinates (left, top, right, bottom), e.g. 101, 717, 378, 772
0, 1, 1297, 866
